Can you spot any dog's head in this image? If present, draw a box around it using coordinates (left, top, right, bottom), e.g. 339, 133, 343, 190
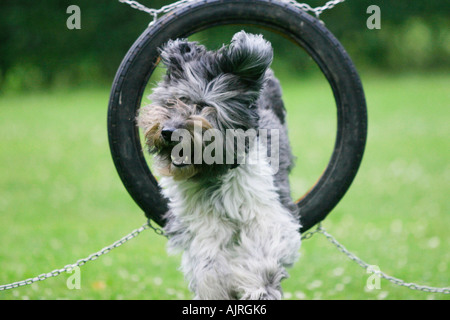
138, 31, 273, 180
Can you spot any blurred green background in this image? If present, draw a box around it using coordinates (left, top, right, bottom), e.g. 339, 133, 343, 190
0, 0, 449, 92
0, 0, 448, 300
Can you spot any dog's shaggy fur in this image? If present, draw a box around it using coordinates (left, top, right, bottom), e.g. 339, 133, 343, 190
138, 31, 301, 300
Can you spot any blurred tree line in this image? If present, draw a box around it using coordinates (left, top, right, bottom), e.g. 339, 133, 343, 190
0, 0, 448, 92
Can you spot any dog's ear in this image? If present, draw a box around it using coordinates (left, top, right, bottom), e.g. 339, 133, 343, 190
219, 31, 273, 87
160, 39, 206, 79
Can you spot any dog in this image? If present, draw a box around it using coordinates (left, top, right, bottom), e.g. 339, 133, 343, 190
138, 31, 301, 300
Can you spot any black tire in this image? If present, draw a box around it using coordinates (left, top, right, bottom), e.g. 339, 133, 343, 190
107, 0, 367, 232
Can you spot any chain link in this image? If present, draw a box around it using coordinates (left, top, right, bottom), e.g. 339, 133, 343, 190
282, 0, 345, 18
304, 224, 450, 294
119, 0, 192, 26
301, 222, 324, 240
148, 218, 168, 237
0, 220, 152, 291
118, 0, 346, 25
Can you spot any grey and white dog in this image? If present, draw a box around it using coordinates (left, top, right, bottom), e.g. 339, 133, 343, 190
138, 31, 301, 300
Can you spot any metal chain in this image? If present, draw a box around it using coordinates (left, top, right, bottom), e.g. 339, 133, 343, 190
304, 224, 450, 294
118, 0, 192, 26
284, 0, 345, 18
147, 218, 168, 237
1, 219, 448, 294
118, 0, 346, 25
0, 220, 153, 291
301, 222, 324, 240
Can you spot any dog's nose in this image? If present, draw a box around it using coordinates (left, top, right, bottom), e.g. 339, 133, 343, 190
161, 127, 175, 141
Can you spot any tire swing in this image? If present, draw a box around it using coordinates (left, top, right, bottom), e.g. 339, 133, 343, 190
107, 0, 367, 233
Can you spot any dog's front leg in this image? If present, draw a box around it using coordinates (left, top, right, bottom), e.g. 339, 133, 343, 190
230, 215, 300, 300
231, 255, 286, 300
182, 249, 237, 300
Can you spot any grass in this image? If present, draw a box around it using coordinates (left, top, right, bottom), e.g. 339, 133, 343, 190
0, 73, 448, 300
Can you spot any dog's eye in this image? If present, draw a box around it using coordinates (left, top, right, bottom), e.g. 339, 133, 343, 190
166, 100, 177, 108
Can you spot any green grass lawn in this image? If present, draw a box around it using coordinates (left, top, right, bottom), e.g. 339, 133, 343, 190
0, 73, 448, 300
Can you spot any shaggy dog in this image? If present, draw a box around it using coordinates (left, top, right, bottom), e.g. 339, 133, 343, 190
138, 31, 301, 300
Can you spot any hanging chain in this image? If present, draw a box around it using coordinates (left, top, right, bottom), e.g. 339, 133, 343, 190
1, 219, 448, 294
118, 0, 346, 25
304, 224, 450, 294
284, 0, 345, 18
301, 222, 324, 240
0, 220, 153, 291
118, 0, 192, 26
147, 218, 167, 237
